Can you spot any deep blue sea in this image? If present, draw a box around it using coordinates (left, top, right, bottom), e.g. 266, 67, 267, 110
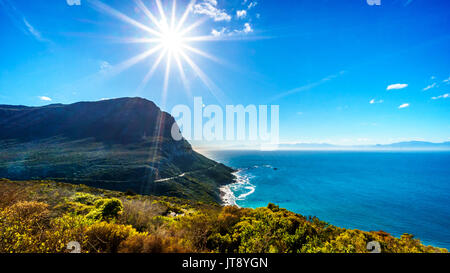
205, 150, 450, 249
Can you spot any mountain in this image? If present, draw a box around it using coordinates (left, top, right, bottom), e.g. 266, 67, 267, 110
374, 141, 450, 149
0, 97, 234, 203
279, 141, 450, 150
279, 143, 339, 149
0, 98, 174, 144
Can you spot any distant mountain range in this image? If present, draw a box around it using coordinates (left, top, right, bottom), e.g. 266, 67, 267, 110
0, 97, 234, 203
280, 141, 450, 150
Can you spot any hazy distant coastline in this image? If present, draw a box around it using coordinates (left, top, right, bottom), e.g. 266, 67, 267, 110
278, 141, 450, 151
197, 141, 450, 151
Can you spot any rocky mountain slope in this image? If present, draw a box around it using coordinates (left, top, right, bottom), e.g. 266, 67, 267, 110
0, 97, 234, 203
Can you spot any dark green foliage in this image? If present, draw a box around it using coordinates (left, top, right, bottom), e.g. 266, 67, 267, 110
86, 198, 123, 221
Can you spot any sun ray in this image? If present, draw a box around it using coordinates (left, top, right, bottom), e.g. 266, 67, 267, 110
109, 45, 163, 76
113, 37, 162, 44
176, 0, 196, 32
184, 34, 271, 42
183, 35, 220, 42
89, 0, 161, 37
171, 0, 177, 30
173, 53, 190, 95
139, 49, 168, 90
179, 17, 208, 36
179, 51, 226, 102
134, 0, 163, 30
162, 51, 173, 106
142, 111, 166, 193
156, 0, 169, 31
182, 44, 222, 64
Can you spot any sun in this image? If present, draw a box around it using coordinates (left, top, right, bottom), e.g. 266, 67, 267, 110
89, 0, 223, 104
160, 29, 184, 53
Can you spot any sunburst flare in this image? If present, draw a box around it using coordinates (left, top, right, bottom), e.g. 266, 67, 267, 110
89, 0, 225, 103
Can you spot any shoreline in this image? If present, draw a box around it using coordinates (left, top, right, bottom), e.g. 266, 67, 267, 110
219, 169, 257, 207
219, 171, 240, 207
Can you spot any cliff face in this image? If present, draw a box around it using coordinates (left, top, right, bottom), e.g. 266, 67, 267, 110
0, 97, 176, 144
0, 98, 234, 203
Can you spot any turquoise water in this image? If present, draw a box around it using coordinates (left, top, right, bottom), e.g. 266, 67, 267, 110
206, 150, 450, 249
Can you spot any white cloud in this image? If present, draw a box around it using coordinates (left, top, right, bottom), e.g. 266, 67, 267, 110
0, 0, 49, 43
236, 10, 247, 19
23, 18, 46, 42
370, 99, 383, 104
232, 23, 253, 34
387, 83, 408, 90
398, 103, 410, 109
243, 22, 253, 33
211, 23, 253, 37
271, 71, 346, 101
432, 93, 449, 100
99, 61, 112, 73
443, 77, 450, 84
39, 96, 52, 101
211, 27, 227, 37
248, 1, 258, 9
193, 0, 231, 22
66, 0, 81, 6
423, 83, 437, 91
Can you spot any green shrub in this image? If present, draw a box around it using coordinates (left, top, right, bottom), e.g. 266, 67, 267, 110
72, 192, 99, 205
118, 199, 167, 232
86, 198, 123, 221
0, 201, 51, 253
85, 222, 137, 253
119, 233, 189, 253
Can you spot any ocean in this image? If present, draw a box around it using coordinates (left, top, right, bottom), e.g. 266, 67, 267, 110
205, 150, 450, 249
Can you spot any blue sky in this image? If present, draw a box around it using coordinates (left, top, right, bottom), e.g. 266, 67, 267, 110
0, 0, 449, 146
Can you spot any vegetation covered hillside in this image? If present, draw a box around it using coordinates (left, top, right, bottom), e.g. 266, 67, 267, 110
0, 179, 446, 253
